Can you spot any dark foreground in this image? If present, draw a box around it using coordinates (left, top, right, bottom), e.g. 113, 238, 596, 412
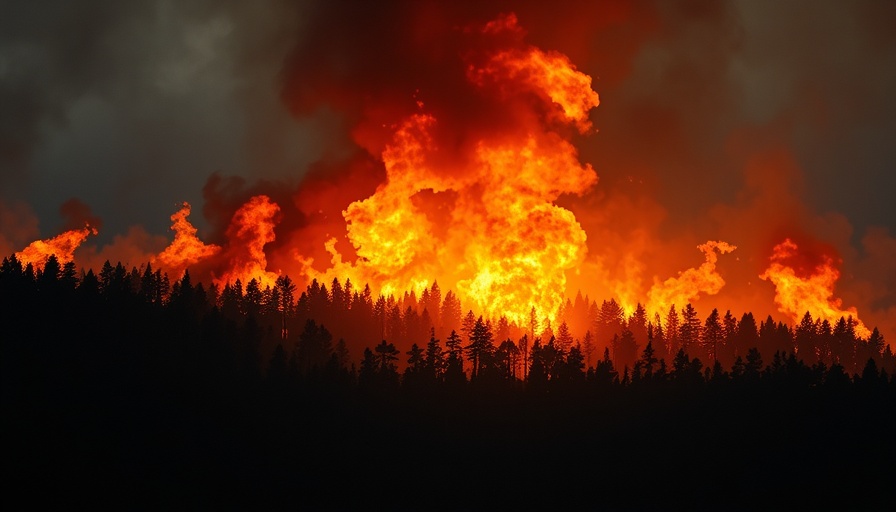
5, 372, 894, 511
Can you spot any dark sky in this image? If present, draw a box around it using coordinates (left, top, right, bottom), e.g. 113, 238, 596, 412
1, 0, 894, 333
1, 0, 893, 241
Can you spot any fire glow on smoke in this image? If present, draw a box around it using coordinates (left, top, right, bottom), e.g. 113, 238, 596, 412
11, 13, 874, 339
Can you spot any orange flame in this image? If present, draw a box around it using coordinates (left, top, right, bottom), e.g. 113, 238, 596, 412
301, 114, 444, 298
214, 195, 281, 290
301, 20, 600, 326
645, 241, 736, 316
153, 202, 221, 279
455, 134, 596, 325
760, 238, 871, 339
15, 226, 96, 270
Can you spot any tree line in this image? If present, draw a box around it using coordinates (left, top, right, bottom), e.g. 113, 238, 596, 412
2, 254, 893, 510
1, 253, 892, 390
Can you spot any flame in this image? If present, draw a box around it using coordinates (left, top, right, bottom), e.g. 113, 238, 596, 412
4, 11, 888, 351
153, 202, 221, 279
301, 17, 599, 326
15, 225, 96, 270
760, 238, 871, 339
455, 134, 596, 324
301, 114, 444, 298
214, 195, 281, 289
645, 241, 736, 316
470, 14, 599, 133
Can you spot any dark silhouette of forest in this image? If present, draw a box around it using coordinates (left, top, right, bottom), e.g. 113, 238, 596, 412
2, 254, 894, 511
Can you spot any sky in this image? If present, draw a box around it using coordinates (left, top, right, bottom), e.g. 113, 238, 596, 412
1, 0, 894, 336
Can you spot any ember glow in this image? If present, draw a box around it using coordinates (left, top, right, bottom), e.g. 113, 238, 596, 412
760, 238, 871, 339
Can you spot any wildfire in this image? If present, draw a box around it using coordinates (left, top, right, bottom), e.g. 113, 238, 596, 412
4, 11, 885, 351
302, 14, 599, 325
15, 225, 96, 270
153, 202, 221, 280
760, 238, 871, 339
645, 241, 737, 317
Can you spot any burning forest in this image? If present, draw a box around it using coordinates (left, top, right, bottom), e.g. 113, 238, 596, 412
2, 1, 894, 510
4, 8, 891, 368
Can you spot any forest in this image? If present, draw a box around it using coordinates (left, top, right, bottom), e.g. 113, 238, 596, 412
2, 254, 894, 511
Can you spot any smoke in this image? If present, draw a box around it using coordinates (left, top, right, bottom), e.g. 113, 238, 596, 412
59, 198, 103, 232
0, 0, 323, 243
1, 0, 893, 341
75, 226, 168, 274
0, 200, 40, 257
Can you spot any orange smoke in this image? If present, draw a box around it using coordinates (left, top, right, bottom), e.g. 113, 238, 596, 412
153, 202, 221, 280
15, 226, 96, 270
760, 238, 871, 339
214, 195, 281, 290
644, 241, 737, 317
301, 15, 599, 326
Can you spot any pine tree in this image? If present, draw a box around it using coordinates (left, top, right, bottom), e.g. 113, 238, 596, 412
628, 303, 648, 348
445, 329, 464, 374
495, 339, 520, 380
582, 330, 595, 369
795, 312, 817, 364
404, 343, 425, 385
638, 339, 658, 380
665, 305, 680, 355
424, 328, 445, 382
466, 316, 494, 379
440, 290, 462, 339
702, 308, 723, 364
679, 303, 701, 356
556, 320, 574, 352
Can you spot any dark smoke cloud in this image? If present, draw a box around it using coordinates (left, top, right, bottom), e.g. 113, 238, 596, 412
0, 200, 40, 257
0, 0, 331, 244
5, 0, 891, 240
59, 198, 103, 232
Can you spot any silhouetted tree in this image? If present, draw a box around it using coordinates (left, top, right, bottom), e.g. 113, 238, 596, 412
424, 328, 445, 383
795, 312, 818, 364
679, 303, 701, 357
466, 316, 494, 380
628, 303, 648, 349
495, 339, 520, 380
612, 328, 639, 371
635, 339, 658, 381
703, 308, 723, 364
665, 304, 681, 355
403, 343, 425, 387
556, 320, 574, 352
590, 347, 618, 389
582, 330, 596, 369
440, 291, 462, 339
744, 347, 763, 381
296, 319, 334, 375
